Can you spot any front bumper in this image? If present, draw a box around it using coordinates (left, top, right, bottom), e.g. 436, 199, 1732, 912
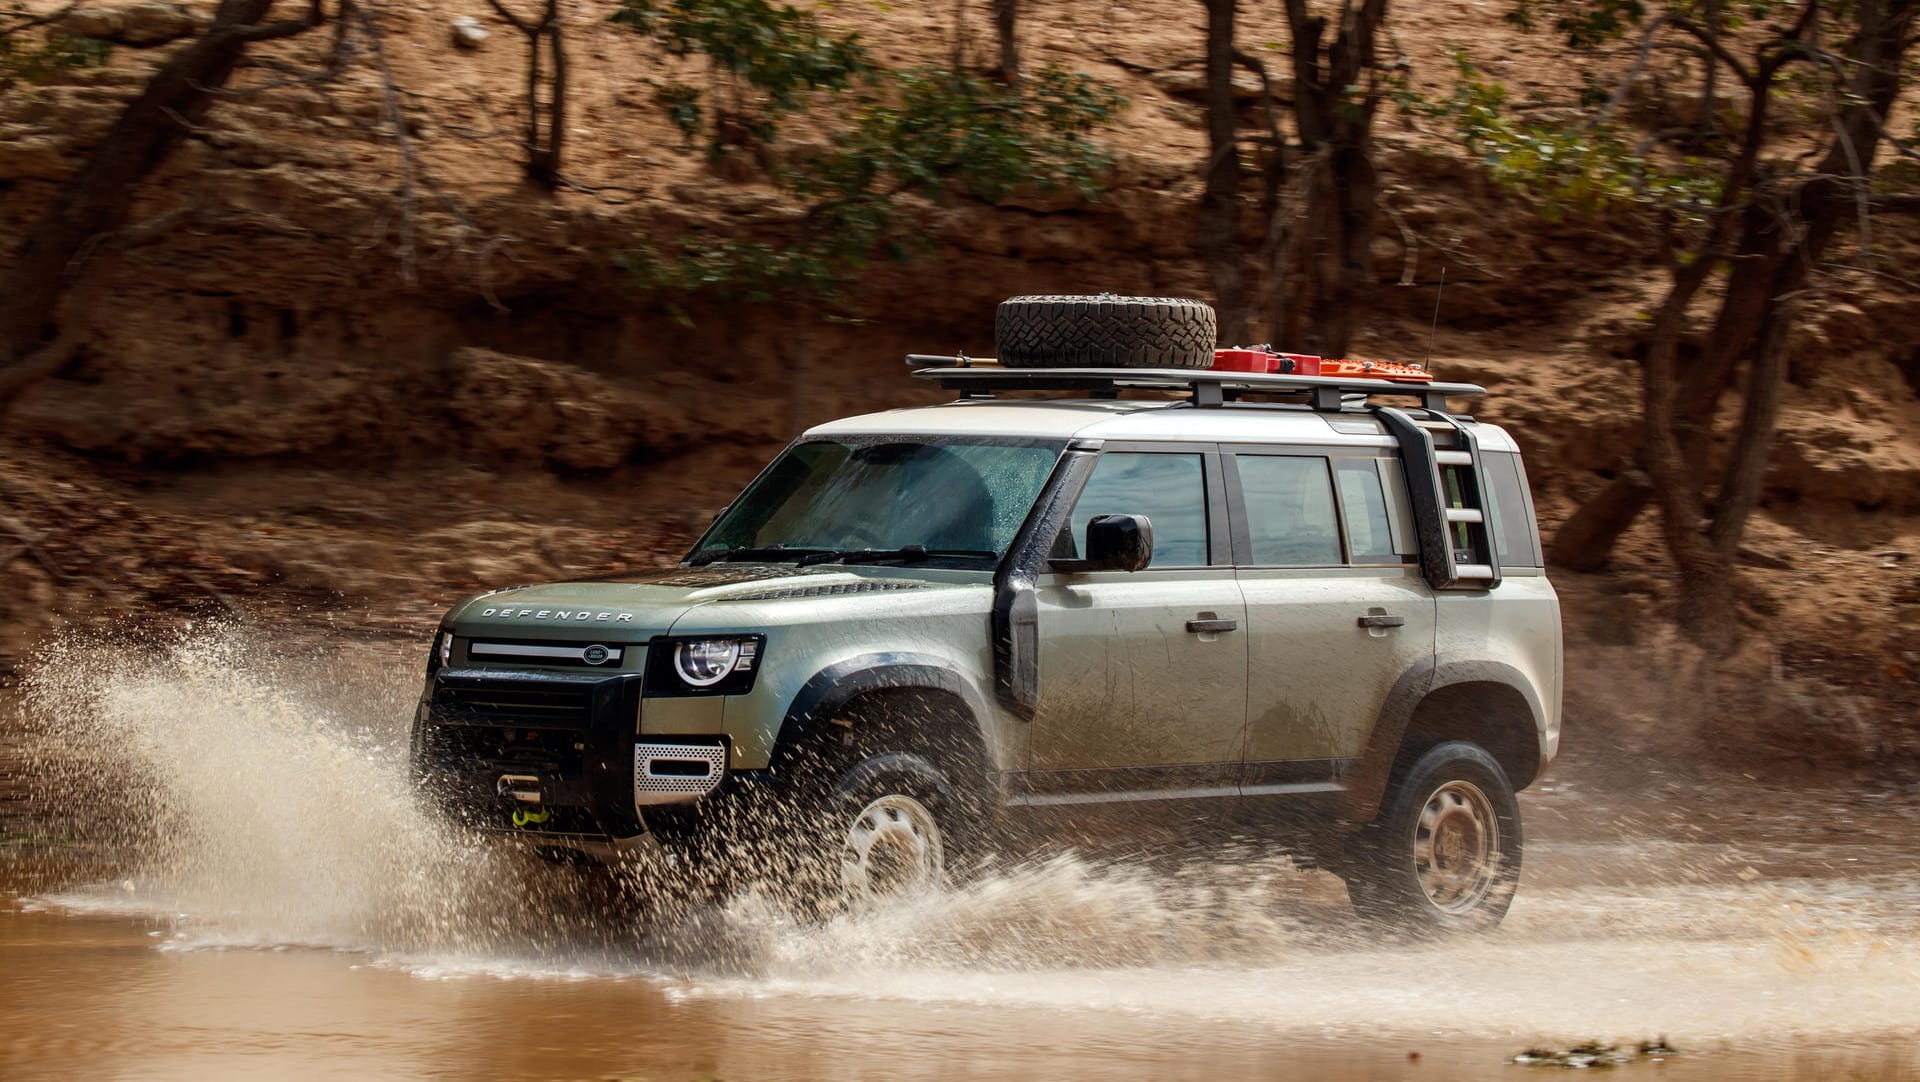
413, 667, 726, 841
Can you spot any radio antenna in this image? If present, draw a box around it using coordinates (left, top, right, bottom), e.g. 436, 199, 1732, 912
1423, 267, 1446, 370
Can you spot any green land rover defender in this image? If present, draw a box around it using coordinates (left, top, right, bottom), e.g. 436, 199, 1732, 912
410, 295, 1562, 931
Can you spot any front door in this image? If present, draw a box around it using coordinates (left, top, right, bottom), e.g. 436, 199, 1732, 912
1024, 448, 1249, 803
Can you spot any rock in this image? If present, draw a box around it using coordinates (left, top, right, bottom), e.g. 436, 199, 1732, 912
61, 2, 200, 46
1149, 67, 1276, 104
119, 1, 198, 44
0, 135, 74, 181
445, 347, 661, 472
57, 6, 122, 39
451, 15, 489, 49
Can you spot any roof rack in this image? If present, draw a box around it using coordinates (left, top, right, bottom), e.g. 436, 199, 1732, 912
905, 358, 1484, 414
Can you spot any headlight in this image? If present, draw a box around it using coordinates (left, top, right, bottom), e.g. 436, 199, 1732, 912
651, 635, 763, 695
675, 639, 744, 687
436, 630, 453, 668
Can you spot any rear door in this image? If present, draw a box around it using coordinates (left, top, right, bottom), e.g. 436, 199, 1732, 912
1227, 448, 1437, 796
1023, 444, 1249, 804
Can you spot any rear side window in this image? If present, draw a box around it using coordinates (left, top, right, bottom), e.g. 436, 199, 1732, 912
1334, 459, 1400, 564
1236, 455, 1341, 566
1068, 452, 1210, 567
1481, 452, 1542, 567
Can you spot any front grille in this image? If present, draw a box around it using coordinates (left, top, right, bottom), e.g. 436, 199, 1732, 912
462, 639, 630, 669
432, 679, 594, 726
418, 669, 644, 837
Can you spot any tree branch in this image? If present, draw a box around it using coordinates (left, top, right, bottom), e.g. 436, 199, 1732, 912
231, 0, 327, 42
1667, 14, 1759, 86
1, 1, 78, 36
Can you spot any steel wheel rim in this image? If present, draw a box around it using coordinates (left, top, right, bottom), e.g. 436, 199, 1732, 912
1412, 779, 1500, 914
840, 794, 945, 899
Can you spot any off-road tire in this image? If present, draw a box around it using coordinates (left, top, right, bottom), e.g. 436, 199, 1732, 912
820, 752, 970, 901
1339, 741, 1523, 935
995, 294, 1218, 369
673, 749, 973, 916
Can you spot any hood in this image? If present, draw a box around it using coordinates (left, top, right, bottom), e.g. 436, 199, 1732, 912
444, 565, 956, 637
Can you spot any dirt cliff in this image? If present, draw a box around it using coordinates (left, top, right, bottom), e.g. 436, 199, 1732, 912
2, 0, 1917, 769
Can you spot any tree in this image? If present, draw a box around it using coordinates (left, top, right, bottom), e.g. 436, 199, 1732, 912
992, 0, 1019, 84
1493, 0, 1919, 649
624, 63, 1121, 305
1274, 0, 1391, 359
611, 0, 870, 157
487, 0, 567, 188
1197, 0, 1248, 344
0, 0, 329, 420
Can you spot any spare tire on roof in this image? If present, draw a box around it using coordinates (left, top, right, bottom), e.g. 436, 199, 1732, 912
994, 294, 1218, 369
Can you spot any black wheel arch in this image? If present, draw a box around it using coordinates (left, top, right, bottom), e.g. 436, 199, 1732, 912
1345, 658, 1546, 823
773, 652, 1000, 785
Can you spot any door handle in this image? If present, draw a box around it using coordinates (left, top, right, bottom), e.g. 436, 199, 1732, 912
1357, 613, 1406, 628
1187, 618, 1239, 634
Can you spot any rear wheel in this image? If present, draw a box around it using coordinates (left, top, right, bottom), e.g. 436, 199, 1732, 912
1339, 741, 1522, 934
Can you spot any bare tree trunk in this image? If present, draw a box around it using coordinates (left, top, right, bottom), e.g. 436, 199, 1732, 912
1197, 0, 1247, 344
1639, 255, 1739, 651
488, 0, 565, 188
1549, 57, 1779, 571
1316, 143, 1377, 357
1697, 0, 1720, 138
0, 0, 324, 420
1281, 0, 1388, 359
991, 0, 1019, 84
1708, 300, 1788, 554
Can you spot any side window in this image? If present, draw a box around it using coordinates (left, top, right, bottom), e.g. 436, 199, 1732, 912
1334, 459, 1400, 564
1481, 452, 1542, 567
1237, 455, 1341, 566
1067, 452, 1209, 567
1440, 465, 1486, 565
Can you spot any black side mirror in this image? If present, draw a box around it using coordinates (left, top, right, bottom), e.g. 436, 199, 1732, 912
1079, 514, 1154, 572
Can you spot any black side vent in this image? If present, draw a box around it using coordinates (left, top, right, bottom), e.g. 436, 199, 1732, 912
726, 581, 929, 601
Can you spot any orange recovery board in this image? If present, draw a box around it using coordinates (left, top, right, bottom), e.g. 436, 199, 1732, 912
1209, 347, 1434, 383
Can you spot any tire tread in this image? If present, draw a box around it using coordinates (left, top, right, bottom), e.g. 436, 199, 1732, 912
995, 294, 1218, 369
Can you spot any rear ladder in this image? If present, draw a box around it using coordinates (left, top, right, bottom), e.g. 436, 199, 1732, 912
1374, 406, 1502, 591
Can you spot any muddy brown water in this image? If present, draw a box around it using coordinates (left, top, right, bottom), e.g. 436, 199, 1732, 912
3, 628, 1919, 1080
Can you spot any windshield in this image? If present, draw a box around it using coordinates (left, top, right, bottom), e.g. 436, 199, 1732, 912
690, 438, 1064, 565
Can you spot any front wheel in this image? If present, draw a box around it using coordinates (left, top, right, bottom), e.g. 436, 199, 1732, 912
730, 751, 971, 914
1338, 741, 1522, 934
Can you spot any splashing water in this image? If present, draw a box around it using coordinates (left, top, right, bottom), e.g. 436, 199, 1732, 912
16, 626, 536, 953
8, 623, 1920, 1055
9, 626, 1335, 973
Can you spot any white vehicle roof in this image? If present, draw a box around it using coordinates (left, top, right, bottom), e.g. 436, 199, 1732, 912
805, 398, 1522, 453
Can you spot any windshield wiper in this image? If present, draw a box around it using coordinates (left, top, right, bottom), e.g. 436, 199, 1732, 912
687, 545, 824, 567
796, 546, 998, 567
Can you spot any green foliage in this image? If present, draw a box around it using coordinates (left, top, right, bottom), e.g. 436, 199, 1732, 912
623, 64, 1124, 305
1, 4, 111, 94
1506, 0, 1783, 48
1506, 0, 1647, 48
1404, 55, 1720, 219
612, 0, 871, 148
803, 65, 1122, 205
653, 82, 702, 142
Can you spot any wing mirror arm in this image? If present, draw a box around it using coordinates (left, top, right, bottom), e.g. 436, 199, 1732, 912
1049, 514, 1154, 573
